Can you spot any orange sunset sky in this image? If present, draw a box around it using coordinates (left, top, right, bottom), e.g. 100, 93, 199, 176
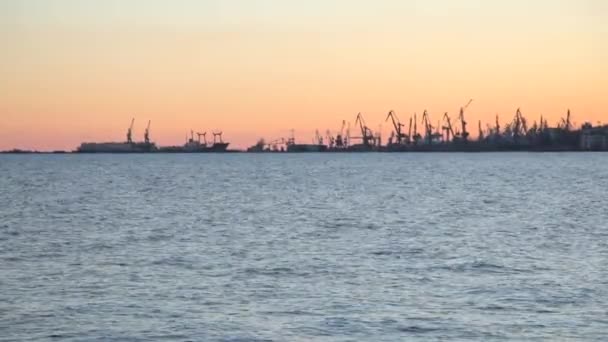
1, 0, 607, 150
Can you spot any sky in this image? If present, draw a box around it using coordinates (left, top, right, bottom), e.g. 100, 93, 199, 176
1, 0, 607, 150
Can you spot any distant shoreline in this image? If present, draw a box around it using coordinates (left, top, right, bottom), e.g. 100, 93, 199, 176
1, 150, 70, 154
3, 149, 608, 154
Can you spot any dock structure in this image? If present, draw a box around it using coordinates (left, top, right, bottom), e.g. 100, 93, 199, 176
77, 118, 157, 153
580, 124, 608, 151
247, 108, 606, 153
13, 108, 604, 154
76, 119, 232, 153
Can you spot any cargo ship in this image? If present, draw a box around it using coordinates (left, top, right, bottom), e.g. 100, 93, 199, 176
157, 131, 230, 153
286, 143, 327, 153
76, 120, 232, 153
77, 119, 157, 153
77, 142, 157, 153
70, 108, 606, 154
285, 133, 327, 152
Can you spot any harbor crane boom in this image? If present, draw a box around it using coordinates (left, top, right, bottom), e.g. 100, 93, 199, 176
422, 110, 433, 144
514, 108, 528, 137
520, 113, 528, 134
355, 113, 374, 146
442, 112, 456, 142
561, 109, 572, 131
386, 110, 406, 144
144, 120, 151, 144
413, 113, 419, 144
355, 113, 366, 136
463, 99, 473, 111
459, 99, 473, 142
408, 116, 413, 144
127, 118, 135, 144
334, 120, 347, 147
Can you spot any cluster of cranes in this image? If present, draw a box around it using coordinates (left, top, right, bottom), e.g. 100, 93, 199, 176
77, 105, 602, 153
383, 99, 472, 147
124, 118, 227, 147
290, 100, 578, 150
126, 118, 153, 145
321, 99, 476, 149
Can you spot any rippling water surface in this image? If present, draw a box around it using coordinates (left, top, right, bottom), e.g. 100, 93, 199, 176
1, 153, 607, 341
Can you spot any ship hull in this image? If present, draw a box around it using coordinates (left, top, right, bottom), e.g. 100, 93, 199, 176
158, 143, 230, 153
287, 144, 328, 152
77, 142, 157, 153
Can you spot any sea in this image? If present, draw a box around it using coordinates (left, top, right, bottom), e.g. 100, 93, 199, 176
1, 153, 607, 341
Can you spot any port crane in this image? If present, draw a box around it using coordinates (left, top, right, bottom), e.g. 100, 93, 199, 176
354, 113, 374, 146
386, 110, 408, 144
335, 120, 347, 147
196, 132, 207, 145
127, 118, 135, 144
144, 120, 151, 144
412, 113, 421, 145
408, 116, 413, 144
458, 99, 473, 142
540, 115, 548, 131
508, 108, 528, 141
375, 124, 382, 147
287, 129, 296, 146
346, 122, 350, 147
560, 109, 572, 131
442, 112, 455, 143
422, 110, 434, 144
536, 115, 544, 134
325, 130, 334, 148
517, 108, 528, 138
314, 130, 323, 145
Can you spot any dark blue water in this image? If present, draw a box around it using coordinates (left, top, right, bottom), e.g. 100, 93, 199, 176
1, 153, 607, 341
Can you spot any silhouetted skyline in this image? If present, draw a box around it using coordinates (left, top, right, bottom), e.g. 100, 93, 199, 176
1, 0, 607, 150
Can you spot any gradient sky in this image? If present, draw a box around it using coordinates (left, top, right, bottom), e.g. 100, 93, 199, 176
1, 0, 607, 150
